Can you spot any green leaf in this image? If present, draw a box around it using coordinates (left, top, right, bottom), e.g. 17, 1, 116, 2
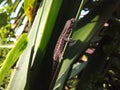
26, 0, 63, 89
0, 33, 28, 85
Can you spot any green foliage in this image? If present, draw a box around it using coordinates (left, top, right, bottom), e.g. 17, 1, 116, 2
8, 0, 63, 90
0, 33, 28, 85
0, 0, 120, 90
0, 13, 8, 28
0, 0, 29, 89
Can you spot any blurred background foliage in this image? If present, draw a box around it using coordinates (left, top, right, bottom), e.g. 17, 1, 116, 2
0, 0, 29, 89
0, 0, 120, 90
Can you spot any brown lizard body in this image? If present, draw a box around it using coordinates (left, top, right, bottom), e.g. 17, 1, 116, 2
51, 18, 75, 87
53, 18, 75, 62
